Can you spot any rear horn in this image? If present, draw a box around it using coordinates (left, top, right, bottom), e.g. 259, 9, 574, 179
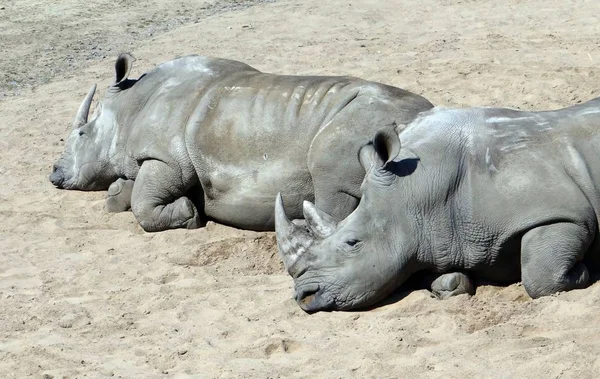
302, 200, 336, 239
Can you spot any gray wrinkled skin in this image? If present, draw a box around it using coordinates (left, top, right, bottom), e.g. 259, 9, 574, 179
276, 100, 600, 312
50, 54, 433, 232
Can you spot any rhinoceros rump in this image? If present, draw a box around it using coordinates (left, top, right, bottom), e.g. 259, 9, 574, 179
277, 103, 600, 312
50, 54, 433, 232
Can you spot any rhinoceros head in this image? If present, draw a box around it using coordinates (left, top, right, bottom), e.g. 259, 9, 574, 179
276, 125, 421, 312
49, 54, 136, 191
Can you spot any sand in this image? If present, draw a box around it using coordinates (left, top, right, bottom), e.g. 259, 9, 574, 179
2, 0, 600, 377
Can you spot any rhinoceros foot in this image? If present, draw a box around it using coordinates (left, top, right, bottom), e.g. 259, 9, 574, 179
431, 272, 475, 299
106, 178, 135, 213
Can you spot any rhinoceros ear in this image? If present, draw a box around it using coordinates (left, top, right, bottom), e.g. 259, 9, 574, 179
372, 123, 401, 168
359, 143, 375, 171
114, 53, 136, 85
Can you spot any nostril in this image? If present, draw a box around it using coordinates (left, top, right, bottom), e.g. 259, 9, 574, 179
295, 284, 320, 305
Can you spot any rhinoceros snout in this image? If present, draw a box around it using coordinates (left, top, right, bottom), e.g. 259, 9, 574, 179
294, 284, 334, 313
49, 165, 65, 189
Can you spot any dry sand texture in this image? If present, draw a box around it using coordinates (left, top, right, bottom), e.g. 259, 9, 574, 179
2, 0, 600, 378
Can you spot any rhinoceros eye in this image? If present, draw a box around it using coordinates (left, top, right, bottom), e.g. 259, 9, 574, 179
78, 129, 85, 136
345, 239, 360, 247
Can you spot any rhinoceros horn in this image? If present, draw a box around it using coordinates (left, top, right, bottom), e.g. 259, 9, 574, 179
275, 193, 313, 275
72, 84, 97, 129
302, 200, 336, 239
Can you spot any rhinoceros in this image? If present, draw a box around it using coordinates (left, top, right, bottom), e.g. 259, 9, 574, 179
275, 100, 600, 312
49, 53, 433, 232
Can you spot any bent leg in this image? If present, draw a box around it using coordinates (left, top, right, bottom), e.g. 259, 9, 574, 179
307, 123, 367, 221
309, 150, 364, 221
313, 187, 359, 222
431, 272, 475, 299
105, 178, 135, 212
131, 160, 201, 232
521, 222, 591, 298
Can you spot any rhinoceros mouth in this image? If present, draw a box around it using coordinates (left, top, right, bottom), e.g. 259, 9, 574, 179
49, 166, 66, 189
294, 283, 335, 313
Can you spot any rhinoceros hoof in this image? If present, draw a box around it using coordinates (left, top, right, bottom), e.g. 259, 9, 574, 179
106, 197, 130, 213
431, 272, 475, 299
174, 197, 201, 229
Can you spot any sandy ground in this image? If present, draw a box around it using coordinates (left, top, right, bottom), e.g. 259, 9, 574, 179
2, 0, 600, 377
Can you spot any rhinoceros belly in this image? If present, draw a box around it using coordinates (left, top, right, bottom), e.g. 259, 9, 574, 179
200, 160, 313, 231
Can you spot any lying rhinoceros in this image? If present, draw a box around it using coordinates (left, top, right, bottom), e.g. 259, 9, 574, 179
50, 54, 433, 232
276, 100, 600, 312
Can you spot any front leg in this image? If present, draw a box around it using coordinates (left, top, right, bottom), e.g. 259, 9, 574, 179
430, 272, 475, 299
105, 178, 135, 213
313, 189, 359, 222
131, 160, 201, 232
521, 222, 591, 298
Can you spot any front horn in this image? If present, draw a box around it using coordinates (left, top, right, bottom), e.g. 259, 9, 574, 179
275, 193, 313, 274
72, 84, 97, 129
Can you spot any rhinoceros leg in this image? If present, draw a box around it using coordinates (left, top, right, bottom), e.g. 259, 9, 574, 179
430, 272, 475, 299
130, 160, 201, 232
309, 145, 362, 221
521, 222, 591, 298
105, 178, 135, 212
313, 189, 359, 222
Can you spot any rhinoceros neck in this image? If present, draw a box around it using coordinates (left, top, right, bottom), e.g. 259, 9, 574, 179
105, 118, 126, 178
394, 115, 474, 273
101, 94, 138, 179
